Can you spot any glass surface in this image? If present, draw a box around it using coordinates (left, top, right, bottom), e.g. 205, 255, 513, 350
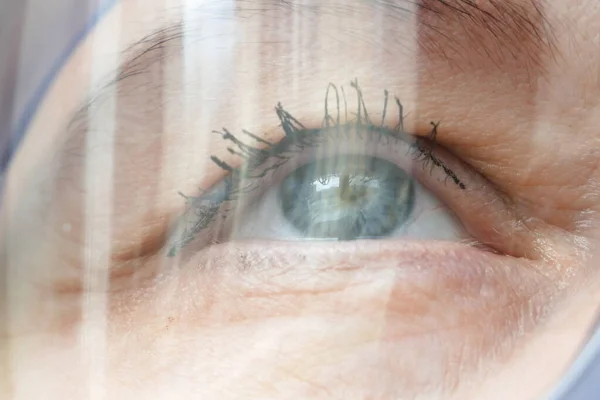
2, 1, 600, 399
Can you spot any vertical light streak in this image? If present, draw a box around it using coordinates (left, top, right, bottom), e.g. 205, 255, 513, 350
227, 0, 263, 240
370, 0, 421, 358
213, 0, 257, 245
290, 0, 303, 102
155, 0, 183, 274
81, 2, 122, 399
181, 0, 236, 253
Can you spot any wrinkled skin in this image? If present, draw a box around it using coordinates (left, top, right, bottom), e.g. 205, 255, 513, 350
2, 1, 600, 399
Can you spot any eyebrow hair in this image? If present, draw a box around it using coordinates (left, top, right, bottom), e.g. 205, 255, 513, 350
414, 0, 555, 69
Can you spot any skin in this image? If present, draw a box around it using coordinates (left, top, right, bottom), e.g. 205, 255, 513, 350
2, 0, 600, 399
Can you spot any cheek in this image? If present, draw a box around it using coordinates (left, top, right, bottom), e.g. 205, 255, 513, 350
6, 243, 554, 400
69, 242, 550, 399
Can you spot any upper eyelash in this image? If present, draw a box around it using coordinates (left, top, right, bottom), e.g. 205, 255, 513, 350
167, 80, 465, 257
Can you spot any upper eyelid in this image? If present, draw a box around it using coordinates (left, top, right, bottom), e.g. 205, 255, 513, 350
43, 0, 556, 173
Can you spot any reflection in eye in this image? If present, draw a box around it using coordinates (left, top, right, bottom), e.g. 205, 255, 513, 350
231, 137, 466, 243
167, 82, 471, 256
278, 154, 416, 240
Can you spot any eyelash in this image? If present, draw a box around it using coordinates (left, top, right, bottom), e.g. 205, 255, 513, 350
167, 80, 466, 257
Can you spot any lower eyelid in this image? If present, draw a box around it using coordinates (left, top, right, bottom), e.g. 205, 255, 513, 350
176, 240, 552, 294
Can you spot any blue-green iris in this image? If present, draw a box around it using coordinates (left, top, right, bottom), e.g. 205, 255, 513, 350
279, 154, 415, 239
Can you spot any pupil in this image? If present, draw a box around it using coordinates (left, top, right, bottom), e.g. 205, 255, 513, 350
279, 154, 415, 239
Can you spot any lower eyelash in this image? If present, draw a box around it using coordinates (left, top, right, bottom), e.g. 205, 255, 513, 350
167, 80, 465, 257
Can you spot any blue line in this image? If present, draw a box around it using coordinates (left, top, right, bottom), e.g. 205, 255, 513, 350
0, 0, 118, 174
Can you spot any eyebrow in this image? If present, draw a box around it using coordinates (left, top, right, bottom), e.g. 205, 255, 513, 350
415, 0, 555, 69
58, 0, 555, 159
91, 0, 554, 107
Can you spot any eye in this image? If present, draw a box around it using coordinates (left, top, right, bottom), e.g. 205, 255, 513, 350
228, 135, 465, 243
166, 86, 484, 257
166, 83, 525, 259
277, 154, 417, 240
